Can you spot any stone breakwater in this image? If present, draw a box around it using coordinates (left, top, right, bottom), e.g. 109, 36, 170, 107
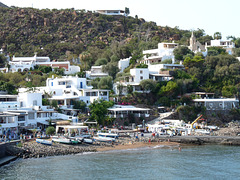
6, 142, 97, 159
157, 136, 240, 145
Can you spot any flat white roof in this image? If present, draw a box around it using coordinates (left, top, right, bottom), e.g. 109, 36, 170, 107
0, 95, 18, 98
150, 73, 171, 77
56, 125, 88, 129
108, 107, 150, 111
193, 98, 239, 102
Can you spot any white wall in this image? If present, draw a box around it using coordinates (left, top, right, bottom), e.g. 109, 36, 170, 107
65, 65, 80, 75
148, 64, 164, 74
118, 57, 131, 72
18, 93, 42, 107
130, 68, 149, 83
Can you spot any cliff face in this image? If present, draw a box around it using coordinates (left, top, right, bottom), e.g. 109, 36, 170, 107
0, 7, 189, 59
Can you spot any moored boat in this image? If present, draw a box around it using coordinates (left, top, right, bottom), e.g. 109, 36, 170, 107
52, 137, 78, 144
36, 138, 52, 146
97, 132, 119, 138
93, 136, 115, 142
83, 138, 93, 144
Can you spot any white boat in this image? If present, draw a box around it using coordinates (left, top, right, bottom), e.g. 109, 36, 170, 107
97, 132, 119, 138
83, 138, 93, 144
93, 136, 115, 142
52, 137, 76, 144
36, 138, 52, 146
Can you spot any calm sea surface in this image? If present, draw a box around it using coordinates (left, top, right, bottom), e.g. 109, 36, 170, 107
0, 145, 239, 180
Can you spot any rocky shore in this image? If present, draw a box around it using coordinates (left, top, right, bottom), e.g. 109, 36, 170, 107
6, 141, 98, 159
5, 135, 240, 159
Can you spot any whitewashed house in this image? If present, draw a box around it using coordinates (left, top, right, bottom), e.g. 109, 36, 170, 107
113, 68, 149, 95
9, 54, 80, 74
96, 10, 126, 16
20, 75, 110, 109
0, 92, 70, 136
206, 39, 235, 55
193, 92, 239, 110
86, 66, 108, 79
108, 105, 150, 119
141, 42, 178, 65
148, 63, 184, 81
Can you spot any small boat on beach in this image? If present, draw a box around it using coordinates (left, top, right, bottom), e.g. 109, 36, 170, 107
36, 138, 52, 146
97, 132, 119, 138
83, 138, 93, 144
52, 137, 78, 144
93, 136, 115, 142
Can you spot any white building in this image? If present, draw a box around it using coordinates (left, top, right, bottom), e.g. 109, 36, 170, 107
9, 54, 80, 74
114, 62, 184, 95
20, 75, 110, 108
193, 92, 239, 110
206, 39, 235, 55
148, 63, 184, 81
113, 68, 149, 95
118, 57, 131, 73
108, 105, 150, 119
0, 92, 70, 136
86, 66, 108, 79
96, 10, 126, 16
141, 42, 178, 65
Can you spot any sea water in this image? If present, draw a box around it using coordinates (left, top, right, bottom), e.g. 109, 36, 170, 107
0, 145, 239, 180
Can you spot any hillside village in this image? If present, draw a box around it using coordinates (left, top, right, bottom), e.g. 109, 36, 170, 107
0, 5, 240, 138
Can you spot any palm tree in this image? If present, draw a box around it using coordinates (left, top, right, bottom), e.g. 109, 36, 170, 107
79, 51, 91, 71
214, 32, 222, 40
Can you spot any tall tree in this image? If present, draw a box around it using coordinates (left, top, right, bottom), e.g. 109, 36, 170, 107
79, 51, 91, 70
89, 100, 114, 126
214, 32, 222, 40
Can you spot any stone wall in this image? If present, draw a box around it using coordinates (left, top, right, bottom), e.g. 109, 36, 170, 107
0, 144, 6, 158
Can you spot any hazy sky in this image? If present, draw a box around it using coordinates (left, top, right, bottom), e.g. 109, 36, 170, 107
1, 0, 239, 39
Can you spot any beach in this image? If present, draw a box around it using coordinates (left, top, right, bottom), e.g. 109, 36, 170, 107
96, 141, 180, 152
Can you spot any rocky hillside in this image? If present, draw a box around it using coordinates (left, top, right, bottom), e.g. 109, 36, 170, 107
0, 7, 193, 59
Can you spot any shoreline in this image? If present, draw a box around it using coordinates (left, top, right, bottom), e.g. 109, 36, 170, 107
96, 141, 180, 152
1, 135, 240, 162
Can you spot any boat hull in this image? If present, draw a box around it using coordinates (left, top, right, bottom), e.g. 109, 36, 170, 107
97, 133, 118, 138
93, 136, 115, 142
36, 139, 52, 146
52, 138, 72, 144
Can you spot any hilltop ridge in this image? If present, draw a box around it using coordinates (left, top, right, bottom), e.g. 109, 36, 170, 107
0, 7, 200, 60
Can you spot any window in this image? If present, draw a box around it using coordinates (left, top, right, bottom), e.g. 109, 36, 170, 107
219, 103, 223, 107
140, 76, 143, 80
28, 113, 34, 119
140, 70, 143, 74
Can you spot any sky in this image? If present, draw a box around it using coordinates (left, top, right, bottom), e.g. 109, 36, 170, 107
1, 0, 240, 39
